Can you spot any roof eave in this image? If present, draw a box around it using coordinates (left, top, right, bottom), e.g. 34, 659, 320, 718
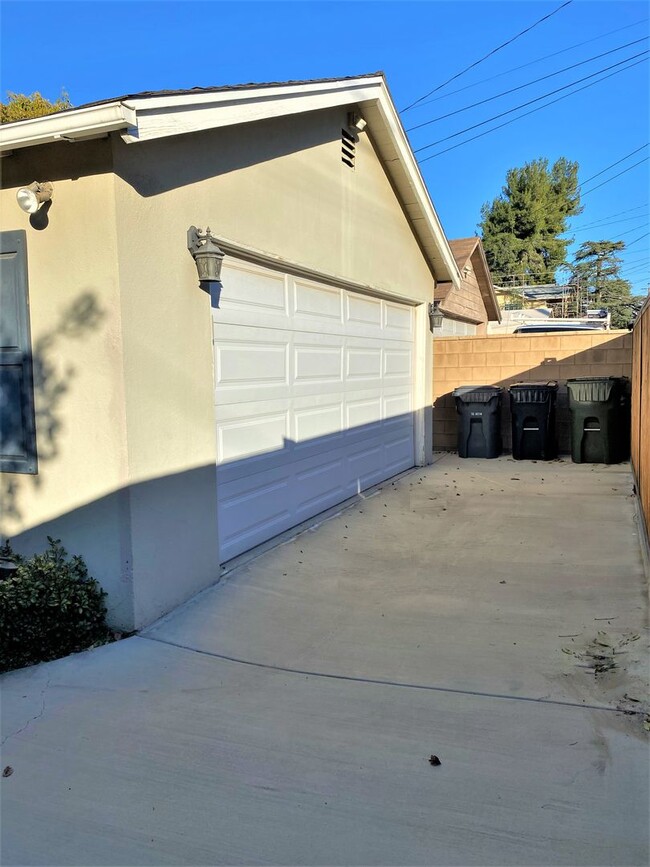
0, 102, 137, 153
0, 76, 460, 287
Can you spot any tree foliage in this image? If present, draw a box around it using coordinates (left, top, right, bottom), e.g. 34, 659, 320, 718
570, 241, 636, 328
479, 157, 582, 285
1, 90, 72, 124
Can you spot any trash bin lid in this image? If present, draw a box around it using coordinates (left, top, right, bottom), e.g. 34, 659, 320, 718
566, 376, 620, 382
509, 381, 558, 403
566, 376, 621, 403
453, 385, 503, 403
510, 381, 558, 389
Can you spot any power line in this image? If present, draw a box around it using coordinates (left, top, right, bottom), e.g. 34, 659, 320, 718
615, 256, 650, 268
411, 18, 649, 111
406, 38, 647, 132
414, 51, 648, 155
566, 204, 649, 230
401, 0, 574, 112
561, 214, 650, 235
581, 157, 650, 196
627, 232, 650, 248
418, 55, 647, 163
580, 144, 649, 186
568, 220, 649, 238
620, 264, 650, 276
610, 222, 650, 239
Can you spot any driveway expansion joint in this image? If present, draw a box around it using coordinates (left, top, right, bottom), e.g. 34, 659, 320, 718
138, 635, 637, 716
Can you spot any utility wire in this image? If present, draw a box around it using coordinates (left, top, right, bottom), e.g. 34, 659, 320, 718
406, 38, 647, 131
565, 204, 649, 230
411, 18, 649, 110
606, 222, 650, 239
414, 50, 648, 154
620, 263, 650, 276
580, 144, 649, 186
581, 157, 650, 196
617, 256, 650, 268
627, 232, 650, 248
401, 0, 574, 112
563, 215, 650, 235
418, 55, 647, 162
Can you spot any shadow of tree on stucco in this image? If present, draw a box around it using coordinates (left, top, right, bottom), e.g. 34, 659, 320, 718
1, 292, 105, 528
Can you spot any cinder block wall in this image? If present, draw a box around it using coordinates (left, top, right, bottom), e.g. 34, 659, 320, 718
433, 331, 633, 453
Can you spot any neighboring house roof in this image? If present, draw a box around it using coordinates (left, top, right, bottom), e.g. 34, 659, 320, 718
0, 73, 461, 288
435, 237, 501, 323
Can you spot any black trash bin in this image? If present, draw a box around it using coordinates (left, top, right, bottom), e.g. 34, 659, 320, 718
453, 386, 503, 458
566, 376, 631, 464
509, 381, 558, 461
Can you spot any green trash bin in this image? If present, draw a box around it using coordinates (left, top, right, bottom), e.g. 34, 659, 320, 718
566, 376, 630, 464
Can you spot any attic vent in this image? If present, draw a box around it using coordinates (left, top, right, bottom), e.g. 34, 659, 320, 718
341, 128, 356, 168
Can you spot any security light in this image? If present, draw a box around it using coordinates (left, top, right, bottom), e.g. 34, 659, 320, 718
16, 181, 53, 214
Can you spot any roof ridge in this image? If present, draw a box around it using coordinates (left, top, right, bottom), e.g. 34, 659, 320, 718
72, 72, 386, 114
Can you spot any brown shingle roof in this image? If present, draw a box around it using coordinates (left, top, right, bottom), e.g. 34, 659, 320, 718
439, 237, 501, 323
448, 237, 480, 271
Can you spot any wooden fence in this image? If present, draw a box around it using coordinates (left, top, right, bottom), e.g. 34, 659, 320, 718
631, 298, 650, 546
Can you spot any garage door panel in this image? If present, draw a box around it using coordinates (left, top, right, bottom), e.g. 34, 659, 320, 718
346, 347, 382, 381
294, 459, 348, 519
384, 301, 414, 337
293, 279, 343, 324
217, 411, 289, 464
294, 344, 343, 384
384, 348, 412, 378
214, 260, 416, 562
383, 392, 412, 422
216, 342, 288, 387
293, 403, 345, 444
346, 294, 382, 329
346, 397, 383, 429
219, 261, 289, 324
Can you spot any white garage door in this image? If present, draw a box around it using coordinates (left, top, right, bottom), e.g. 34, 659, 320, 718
214, 258, 416, 562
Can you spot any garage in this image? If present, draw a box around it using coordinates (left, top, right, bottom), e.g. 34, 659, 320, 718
214, 256, 416, 562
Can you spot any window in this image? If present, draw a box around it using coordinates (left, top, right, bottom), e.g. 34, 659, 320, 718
1, 230, 37, 473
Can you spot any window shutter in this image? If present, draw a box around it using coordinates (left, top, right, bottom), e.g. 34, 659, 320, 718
0, 230, 37, 474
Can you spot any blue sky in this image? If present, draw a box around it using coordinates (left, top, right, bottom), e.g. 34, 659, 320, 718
1, 0, 648, 292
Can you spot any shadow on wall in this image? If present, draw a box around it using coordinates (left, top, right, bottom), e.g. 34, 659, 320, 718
1, 292, 105, 527
112, 109, 341, 197
433, 333, 633, 454
7, 412, 415, 631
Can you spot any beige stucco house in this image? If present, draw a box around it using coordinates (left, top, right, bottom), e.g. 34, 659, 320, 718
433, 236, 501, 335
0, 74, 461, 630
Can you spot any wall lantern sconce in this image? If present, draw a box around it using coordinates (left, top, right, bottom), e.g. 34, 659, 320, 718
16, 181, 53, 214
187, 225, 225, 306
429, 301, 444, 331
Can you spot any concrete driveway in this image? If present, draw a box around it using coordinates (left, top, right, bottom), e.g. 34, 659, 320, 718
2, 455, 649, 866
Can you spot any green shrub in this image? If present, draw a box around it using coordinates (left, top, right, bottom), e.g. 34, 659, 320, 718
0, 538, 111, 674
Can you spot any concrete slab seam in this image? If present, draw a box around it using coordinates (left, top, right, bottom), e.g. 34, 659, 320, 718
138, 635, 640, 716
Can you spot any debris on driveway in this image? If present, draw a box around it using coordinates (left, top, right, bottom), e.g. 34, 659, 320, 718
562, 631, 642, 676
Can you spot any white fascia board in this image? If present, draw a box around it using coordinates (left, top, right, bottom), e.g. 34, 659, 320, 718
369, 89, 461, 289
0, 103, 137, 152
120, 78, 383, 144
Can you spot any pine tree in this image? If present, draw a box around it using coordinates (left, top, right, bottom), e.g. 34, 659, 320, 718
1, 91, 71, 123
479, 157, 582, 286
571, 241, 635, 328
